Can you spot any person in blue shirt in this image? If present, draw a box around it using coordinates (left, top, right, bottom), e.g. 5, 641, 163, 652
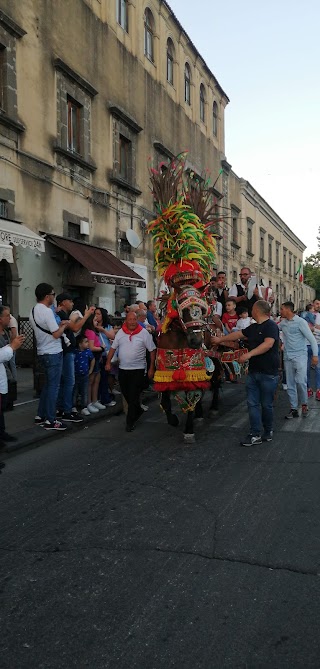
73, 335, 95, 415
146, 300, 159, 330
279, 301, 318, 418
301, 303, 316, 328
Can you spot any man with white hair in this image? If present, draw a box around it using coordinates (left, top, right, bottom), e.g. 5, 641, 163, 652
105, 311, 156, 432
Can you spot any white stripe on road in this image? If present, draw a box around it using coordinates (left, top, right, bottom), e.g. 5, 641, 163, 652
14, 399, 38, 407
280, 408, 320, 433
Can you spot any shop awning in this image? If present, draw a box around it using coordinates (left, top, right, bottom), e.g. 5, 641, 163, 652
47, 235, 146, 287
0, 218, 45, 252
0, 244, 13, 263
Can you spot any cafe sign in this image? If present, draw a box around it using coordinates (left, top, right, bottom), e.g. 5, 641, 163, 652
0, 229, 45, 252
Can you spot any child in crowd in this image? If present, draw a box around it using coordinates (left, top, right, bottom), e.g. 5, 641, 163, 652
94, 307, 116, 408
84, 315, 106, 413
302, 303, 316, 329
73, 335, 95, 416
236, 307, 252, 330
222, 298, 238, 333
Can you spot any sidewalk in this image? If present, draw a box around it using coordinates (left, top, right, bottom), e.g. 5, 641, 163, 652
2, 368, 157, 455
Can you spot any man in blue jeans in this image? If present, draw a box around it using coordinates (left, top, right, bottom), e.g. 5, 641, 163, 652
280, 301, 318, 418
213, 300, 280, 446
30, 283, 70, 431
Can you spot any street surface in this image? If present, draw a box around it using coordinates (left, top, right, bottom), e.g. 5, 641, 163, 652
1, 383, 320, 668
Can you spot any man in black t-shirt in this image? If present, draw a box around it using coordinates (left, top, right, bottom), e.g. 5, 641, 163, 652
213, 300, 280, 446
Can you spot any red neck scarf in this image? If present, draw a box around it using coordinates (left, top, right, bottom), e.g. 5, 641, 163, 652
122, 323, 143, 340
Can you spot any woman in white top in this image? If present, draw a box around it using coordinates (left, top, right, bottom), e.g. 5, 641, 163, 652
0, 334, 25, 449
69, 298, 87, 337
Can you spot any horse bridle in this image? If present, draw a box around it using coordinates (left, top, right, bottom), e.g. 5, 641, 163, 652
176, 286, 209, 332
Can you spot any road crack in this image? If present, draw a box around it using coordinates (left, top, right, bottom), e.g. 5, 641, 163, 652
0, 544, 317, 577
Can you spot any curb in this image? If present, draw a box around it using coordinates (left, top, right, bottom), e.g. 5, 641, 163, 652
3, 391, 158, 456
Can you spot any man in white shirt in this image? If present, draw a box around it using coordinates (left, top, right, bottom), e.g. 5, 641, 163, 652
229, 267, 261, 316
105, 311, 156, 432
29, 283, 70, 431
216, 271, 228, 314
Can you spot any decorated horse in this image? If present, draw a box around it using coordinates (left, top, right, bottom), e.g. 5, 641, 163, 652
147, 153, 225, 442
155, 266, 213, 442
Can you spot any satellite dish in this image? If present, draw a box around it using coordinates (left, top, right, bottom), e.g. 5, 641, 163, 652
126, 229, 141, 248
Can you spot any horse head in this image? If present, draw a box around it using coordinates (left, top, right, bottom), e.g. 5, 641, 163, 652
175, 284, 209, 348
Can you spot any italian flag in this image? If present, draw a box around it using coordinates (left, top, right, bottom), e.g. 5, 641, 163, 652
296, 260, 303, 283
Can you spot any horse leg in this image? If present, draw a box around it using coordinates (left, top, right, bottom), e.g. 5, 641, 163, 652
209, 368, 220, 417
184, 409, 195, 443
194, 398, 204, 425
160, 391, 179, 427
195, 399, 203, 418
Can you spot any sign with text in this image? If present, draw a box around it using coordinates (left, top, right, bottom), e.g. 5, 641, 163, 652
0, 229, 45, 252
91, 273, 146, 288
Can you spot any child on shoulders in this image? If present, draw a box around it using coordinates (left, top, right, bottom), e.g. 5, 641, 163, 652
301, 303, 316, 329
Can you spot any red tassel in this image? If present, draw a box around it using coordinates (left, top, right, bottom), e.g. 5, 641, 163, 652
172, 369, 186, 381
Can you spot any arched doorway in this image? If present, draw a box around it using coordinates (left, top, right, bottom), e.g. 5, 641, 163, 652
0, 259, 12, 305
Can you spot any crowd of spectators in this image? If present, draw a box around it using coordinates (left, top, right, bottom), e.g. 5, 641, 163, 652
28, 284, 159, 432
1, 267, 319, 445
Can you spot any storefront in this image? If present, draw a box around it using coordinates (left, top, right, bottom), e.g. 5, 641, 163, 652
0, 218, 46, 312
46, 235, 146, 313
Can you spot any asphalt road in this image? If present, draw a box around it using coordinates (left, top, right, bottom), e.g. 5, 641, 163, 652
1, 383, 320, 669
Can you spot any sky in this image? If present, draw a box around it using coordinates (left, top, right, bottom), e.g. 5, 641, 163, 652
168, 0, 320, 257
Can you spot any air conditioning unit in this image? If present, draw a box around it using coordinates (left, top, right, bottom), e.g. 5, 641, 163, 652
80, 220, 90, 235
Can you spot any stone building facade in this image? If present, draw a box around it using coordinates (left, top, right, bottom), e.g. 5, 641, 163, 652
0, 0, 314, 315
227, 172, 314, 311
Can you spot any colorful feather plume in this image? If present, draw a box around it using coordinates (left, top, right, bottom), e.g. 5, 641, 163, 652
183, 169, 223, 236
147, 201, 217, 283
148, 153, 217, 283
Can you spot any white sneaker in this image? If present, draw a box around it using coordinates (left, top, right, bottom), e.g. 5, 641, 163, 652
141, 403, 149, 412
93, 401, 106, 410
81, 408, 90, 416
105, 400, 116, 407
112, 389, 121, 395
87, 403, 99, 414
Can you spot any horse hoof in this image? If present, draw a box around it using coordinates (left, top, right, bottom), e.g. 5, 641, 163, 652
184, 433, 195, 443
168, 414, 179, 427
209, 409, 219, 418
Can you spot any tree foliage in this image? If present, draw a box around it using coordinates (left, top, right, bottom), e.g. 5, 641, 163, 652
304, 250, 320, 297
